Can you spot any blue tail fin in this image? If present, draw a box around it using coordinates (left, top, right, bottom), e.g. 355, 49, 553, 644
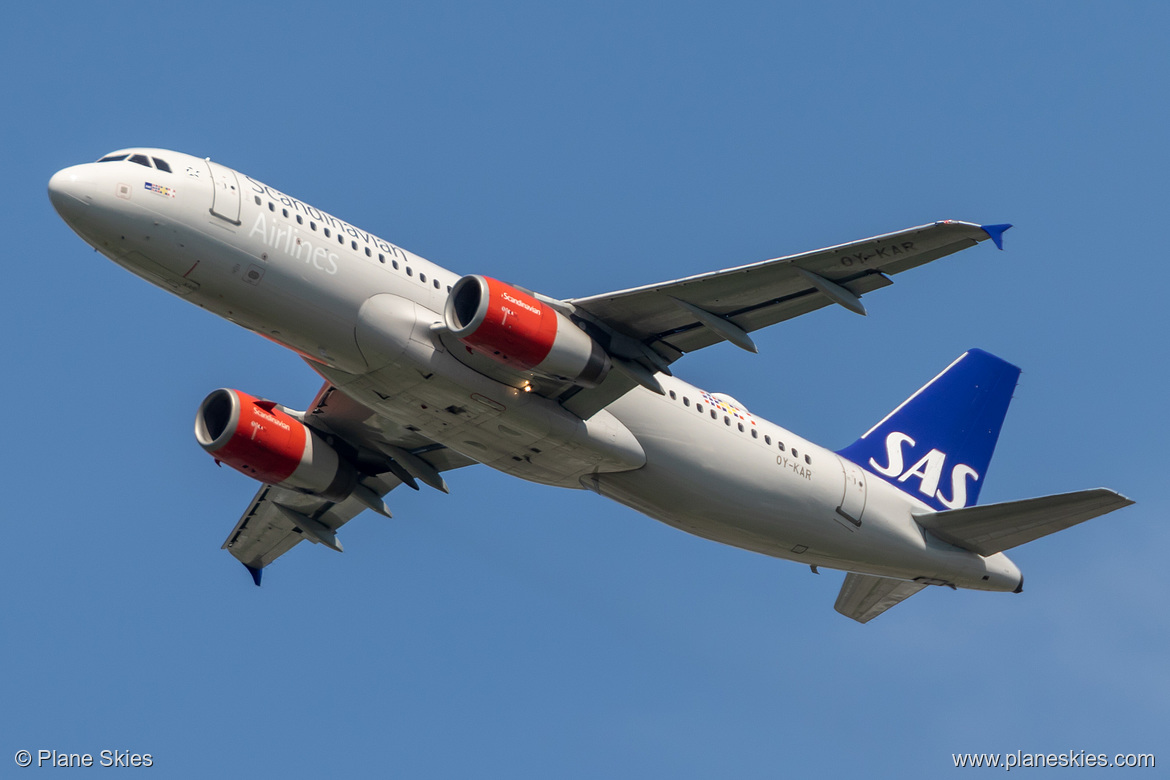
837, 349, 1020, 511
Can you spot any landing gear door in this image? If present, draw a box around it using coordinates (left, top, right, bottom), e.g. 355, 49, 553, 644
206, 159, 242, 225
835, 455, 867, 527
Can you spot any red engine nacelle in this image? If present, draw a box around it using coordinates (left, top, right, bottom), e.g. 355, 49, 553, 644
194, 389, 357, 501
444, 275, 610, 387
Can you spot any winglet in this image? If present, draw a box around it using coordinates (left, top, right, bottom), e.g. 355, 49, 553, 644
244, 563, 263, 587
980, 223, 1012, 250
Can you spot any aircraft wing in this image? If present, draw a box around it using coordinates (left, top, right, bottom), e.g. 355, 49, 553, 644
570, 221, 1007, 358
220, 382, 477, 583
559, 221, 1009, 417
834, 572, 928, 624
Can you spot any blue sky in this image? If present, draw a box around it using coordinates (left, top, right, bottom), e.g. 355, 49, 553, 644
4, 2, 1166, 777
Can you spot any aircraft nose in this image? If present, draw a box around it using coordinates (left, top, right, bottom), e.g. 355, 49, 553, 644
48, 164, 97, 219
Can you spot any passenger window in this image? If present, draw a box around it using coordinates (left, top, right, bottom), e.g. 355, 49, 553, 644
420, 273, 427, 283
696, 404, 703, 413
723, 416, 730, 426
254, 196, 262, 205
152, 158, 172, 172
738, 423, 744, 432
324, 228, 331, 237
433, 279, 441, 289
282, 208, 289, 218
311, 222, 317, 231
765, 435, 772, 445
296, 215, 303, 225
683, 397, 690, 407
393, 260, 399, 270
338, 234, 344, 245
777, 442, 785, 451
129, 154, 152, 167
751, 429, 758, 439
268, 202, 275, 212
804, 454, 811, 464
365, 247, 371, 257
668, 390, 677, 400
710, 410, 717, 420
351, 240, 358, 250
406, 267, 413, 277
791, 448, 799, 458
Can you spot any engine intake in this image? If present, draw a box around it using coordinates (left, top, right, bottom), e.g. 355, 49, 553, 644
444, 275, 610, 387
194, 388, 357, 501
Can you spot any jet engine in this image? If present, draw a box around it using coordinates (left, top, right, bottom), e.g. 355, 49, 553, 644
194, 388, 357, 501
444, 275, 610, 387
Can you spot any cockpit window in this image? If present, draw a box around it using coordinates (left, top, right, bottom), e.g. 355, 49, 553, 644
152, 157, 172, 173
97, 154, 129, 163
128, 154, 153, 168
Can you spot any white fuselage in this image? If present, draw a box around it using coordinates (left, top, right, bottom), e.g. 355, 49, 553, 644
48, 149, 1022, 593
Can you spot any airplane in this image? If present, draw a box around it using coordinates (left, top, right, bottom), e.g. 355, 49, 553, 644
48, 148, 1133, 622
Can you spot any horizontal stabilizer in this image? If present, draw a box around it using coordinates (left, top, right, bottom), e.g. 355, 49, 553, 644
835, 573, 928, 624
914, 488, 1133, 556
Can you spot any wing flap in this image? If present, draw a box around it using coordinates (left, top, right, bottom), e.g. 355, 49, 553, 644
221, 486, 308, 569
834, 573, 928, 623
221, 475, 402, 571
913, 488, 1134, 556
656, 271, 895, 354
